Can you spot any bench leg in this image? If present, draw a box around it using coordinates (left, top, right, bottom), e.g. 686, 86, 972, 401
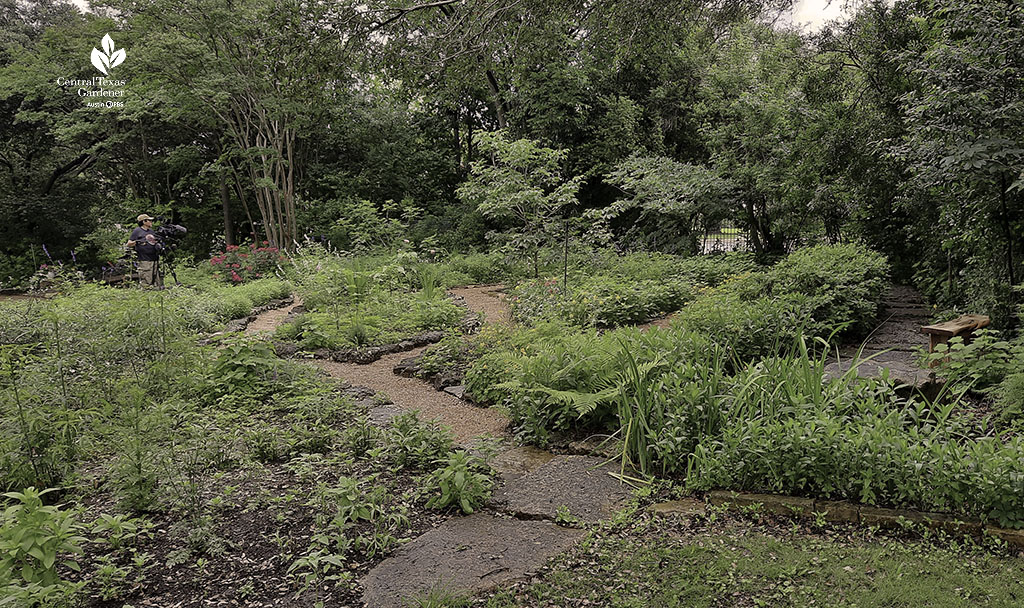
928, 334, 946, 367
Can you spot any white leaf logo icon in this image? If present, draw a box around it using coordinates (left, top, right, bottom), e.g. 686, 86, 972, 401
91, 34, 126, 75
110, 49, 126, 69
91, 48, 108, 74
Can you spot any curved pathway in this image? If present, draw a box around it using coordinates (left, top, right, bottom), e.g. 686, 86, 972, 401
246, 284, 629, 608
312, 347, 508, 444
245, 296, 302, 336
245, 287, 511, 444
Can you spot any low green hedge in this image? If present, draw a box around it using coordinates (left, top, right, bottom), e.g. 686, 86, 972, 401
508, 276, 698, 327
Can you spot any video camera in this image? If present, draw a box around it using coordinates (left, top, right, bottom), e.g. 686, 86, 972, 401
153, 217, 187, 252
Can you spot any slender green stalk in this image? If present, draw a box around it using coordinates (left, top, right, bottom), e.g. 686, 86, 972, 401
50, 313, 69, 408
6, 352, 42, 484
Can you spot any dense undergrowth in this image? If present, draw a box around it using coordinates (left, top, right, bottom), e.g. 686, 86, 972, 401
0, 259, 492, 606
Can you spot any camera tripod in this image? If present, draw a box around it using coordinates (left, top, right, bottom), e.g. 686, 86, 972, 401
158, 248, 182, 286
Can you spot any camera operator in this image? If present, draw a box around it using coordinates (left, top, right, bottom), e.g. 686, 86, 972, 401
126, 213, 164, 288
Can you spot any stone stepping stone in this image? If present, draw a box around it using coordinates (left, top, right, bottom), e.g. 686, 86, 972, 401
490, 446, 556, 483
360, 513, 583, 608
491, 455, 632, 523
443, 384, 467, 399
823, 357, 933, 389
367, 404, 404, 426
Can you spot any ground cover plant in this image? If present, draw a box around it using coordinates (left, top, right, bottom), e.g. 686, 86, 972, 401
507, 252, 759, 327
478, 504, 1024, 608
274, 247, 466, 350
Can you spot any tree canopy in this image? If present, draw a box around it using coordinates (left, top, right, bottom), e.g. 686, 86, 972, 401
1, 0, 1021, 321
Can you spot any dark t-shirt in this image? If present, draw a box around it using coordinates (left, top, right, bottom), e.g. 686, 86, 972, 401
130, 227, 161, 261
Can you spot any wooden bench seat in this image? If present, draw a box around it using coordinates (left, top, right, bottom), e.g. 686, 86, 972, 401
920, 314, 991, 353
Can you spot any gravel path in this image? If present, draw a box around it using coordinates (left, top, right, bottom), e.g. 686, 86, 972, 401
280, 285, 515, 444
313, 349, 508, 444
637, 313, 677, 332
450, 285, 510, 326
246, 285, 513, 444
245, 297, 302, 336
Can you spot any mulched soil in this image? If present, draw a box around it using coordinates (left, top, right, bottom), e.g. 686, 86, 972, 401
73, 458, 453, 608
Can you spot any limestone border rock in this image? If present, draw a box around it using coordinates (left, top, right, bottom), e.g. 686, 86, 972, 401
702, 490, 1021, 547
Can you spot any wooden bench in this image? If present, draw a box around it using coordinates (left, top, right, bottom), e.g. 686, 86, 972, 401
920, 314, 991, 355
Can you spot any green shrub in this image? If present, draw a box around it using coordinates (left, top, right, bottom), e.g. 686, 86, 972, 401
279, 290, 462, 350
676, 341, 1024, 528
174, 278, 291, 329
603, 251, 687, 281
383, 412, 454, 470
995, 371, 1024, 420
758, 244, 889, 337
234, 278, 292, 307
465, 351, 523, 406
927, 329, 1023, 391
671, 290, 809, 362
672, 253, 760, 286
509, 276, 698, 327
446, 252, 512, 284
0, 488, 85, 602
216, 292, 255, 321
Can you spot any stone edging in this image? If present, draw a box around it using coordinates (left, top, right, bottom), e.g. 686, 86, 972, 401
703, 490, 1024, 548
274, 330, 447, 364
220, 296, 296, 333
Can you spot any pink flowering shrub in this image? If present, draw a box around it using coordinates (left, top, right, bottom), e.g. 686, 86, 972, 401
208, 241, 285, 283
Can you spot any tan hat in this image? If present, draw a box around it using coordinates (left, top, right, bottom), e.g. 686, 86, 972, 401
137, 213, 155, 222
